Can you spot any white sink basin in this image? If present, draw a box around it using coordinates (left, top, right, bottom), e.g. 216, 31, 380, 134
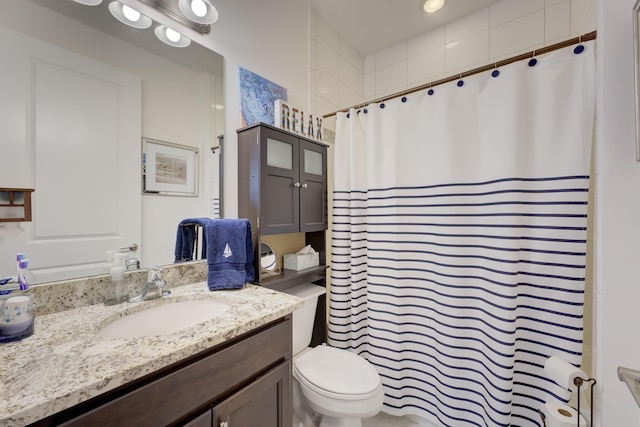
98, 299, 230, 339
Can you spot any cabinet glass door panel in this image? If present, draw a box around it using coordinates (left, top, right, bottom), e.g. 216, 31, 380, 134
304, 149, 323, 175
267, 138, 293, 170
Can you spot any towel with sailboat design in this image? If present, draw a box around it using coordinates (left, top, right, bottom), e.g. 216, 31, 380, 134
175, 218, 254, 290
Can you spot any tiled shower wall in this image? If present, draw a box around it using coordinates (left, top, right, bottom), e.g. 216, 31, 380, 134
365, 0, 596, 102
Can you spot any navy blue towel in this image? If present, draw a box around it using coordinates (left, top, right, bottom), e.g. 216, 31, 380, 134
205, 218, 255, 290
174, 218, 254, 290
174, 218, 209, 262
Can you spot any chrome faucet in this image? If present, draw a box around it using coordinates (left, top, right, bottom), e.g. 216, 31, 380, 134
128, 266, 170, 302
124, 257, 140, 271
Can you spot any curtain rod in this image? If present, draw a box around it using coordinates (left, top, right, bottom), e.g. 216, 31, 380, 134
323, 30, 597, 119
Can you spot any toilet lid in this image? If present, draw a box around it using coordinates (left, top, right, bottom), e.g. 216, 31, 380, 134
294, 346, 380, 398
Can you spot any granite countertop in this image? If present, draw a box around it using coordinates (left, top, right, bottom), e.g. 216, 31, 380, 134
0, 282, 303, 426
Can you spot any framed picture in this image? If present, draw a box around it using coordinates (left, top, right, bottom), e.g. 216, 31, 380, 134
238, 67, 287, 127
634, 0, 640, 161
143, 138, 198, 196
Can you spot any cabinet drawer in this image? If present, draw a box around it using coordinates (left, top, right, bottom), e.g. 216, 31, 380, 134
59, 318, 291, 427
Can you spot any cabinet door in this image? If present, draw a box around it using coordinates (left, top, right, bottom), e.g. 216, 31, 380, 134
181, 410, 212, 427
213, 361, 291, 427
262, 127, 300, 235
299, 140, 327, 232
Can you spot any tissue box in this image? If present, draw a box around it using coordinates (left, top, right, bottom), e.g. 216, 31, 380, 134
283, 252, 319, 271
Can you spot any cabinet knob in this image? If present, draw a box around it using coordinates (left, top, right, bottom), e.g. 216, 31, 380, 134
301, 183, 308, 189
220, 422, 229, 427
294, 182, 301, 188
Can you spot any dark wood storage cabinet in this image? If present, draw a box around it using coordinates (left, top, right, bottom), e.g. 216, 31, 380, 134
237, 123, 328, 292
31, 317, 293, 427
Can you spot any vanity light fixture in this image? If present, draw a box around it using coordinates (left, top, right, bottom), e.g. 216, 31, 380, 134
137, 0, 212, 34
71, 0, 104, 5
178, 0, 218, 25
154, 25, 191, 48
420, 0, 445, 13
108, 1, 152, 29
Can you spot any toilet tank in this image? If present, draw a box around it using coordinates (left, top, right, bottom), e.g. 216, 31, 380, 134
283, 283, 327, 355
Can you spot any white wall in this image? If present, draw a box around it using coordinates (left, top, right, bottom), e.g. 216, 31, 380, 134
596, 0, 640, 424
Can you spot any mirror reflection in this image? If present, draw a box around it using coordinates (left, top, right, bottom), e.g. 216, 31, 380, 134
0, 0, 224, 285
260, 242, 278, 275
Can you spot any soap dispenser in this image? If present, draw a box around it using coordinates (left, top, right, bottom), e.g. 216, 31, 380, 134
0, 253, 35, 343
104, 264, 128, 306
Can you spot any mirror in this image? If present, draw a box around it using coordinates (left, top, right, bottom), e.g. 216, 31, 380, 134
260, 242, 278, 275
635, 0, 640, 161
0, 0, 224, 284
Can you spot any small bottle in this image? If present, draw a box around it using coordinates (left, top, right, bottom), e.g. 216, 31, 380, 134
104, 265, 128, 306
104, 250, 116, 273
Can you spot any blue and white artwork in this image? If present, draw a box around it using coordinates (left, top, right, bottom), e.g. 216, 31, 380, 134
239, 67, 288, 127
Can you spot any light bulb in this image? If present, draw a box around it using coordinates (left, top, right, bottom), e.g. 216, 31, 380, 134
422, 0, 445, 13
166, 28, 181, 43
122, 4, 141, 22
190, 0, 207, 18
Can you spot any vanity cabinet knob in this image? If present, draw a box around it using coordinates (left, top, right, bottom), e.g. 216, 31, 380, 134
301, 183, 308, 189
220, 422, 229, 427
293, 182, 301, 188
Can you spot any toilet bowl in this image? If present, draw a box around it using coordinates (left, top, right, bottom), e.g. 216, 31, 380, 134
285, 283, 384, 427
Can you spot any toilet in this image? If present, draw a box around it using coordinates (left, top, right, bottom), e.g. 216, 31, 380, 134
285, 283, 384, 427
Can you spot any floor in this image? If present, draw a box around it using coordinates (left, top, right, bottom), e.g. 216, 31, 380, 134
295, 411, 433, 427
362, 413, 431, 427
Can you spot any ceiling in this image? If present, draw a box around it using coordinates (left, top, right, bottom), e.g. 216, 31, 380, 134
305, 0, 502, 57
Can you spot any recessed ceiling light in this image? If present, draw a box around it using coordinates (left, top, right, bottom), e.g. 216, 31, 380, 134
178, 0, 219, 25
108, 1, 152, 29
154, 25, 191, 48
420, 0, 445, 14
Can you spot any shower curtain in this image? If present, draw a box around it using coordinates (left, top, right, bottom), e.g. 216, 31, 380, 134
329, 42, 595, 427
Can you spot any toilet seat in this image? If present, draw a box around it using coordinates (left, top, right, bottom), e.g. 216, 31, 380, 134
294, 346, 381, 400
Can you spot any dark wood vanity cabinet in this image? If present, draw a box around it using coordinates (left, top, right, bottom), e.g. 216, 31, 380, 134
33, 317, 292, 427
238, 123, 329, 291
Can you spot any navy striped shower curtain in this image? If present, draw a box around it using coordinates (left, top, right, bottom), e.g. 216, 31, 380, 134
328, 42, 595, 427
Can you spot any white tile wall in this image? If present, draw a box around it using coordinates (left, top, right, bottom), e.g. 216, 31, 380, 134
445, 30, 490, 74
545, 1, 571, 43
445, 8, 490, 43
359, 0, 597, 102
310, 10, 365, 133
490, 10, 545, 60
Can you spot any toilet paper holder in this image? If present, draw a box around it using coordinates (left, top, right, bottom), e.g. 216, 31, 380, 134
538, 375, 596, 427
618, 366, 640, 408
